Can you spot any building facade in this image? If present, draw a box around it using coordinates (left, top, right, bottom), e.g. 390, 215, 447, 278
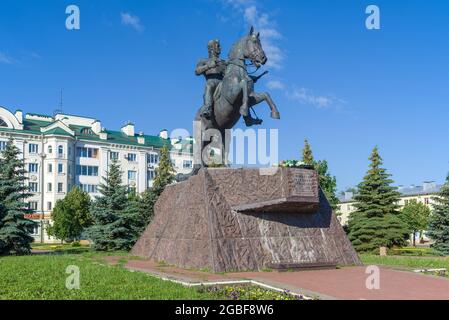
338, 181, 441, 227
0, 106, 193, 243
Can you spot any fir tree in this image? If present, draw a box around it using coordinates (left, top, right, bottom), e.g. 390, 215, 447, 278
139, 145, 175, 230
152, 145, 176, 196
301, 139, 314, 166
87, 159, 139, 251
298, 140, 340, 210
427, 173, 449, 255
0, 138, 36, 255
348, 147, 409, 252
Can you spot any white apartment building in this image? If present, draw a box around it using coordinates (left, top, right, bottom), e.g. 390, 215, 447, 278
0, 106, 193, 243
338, 181, 441, 226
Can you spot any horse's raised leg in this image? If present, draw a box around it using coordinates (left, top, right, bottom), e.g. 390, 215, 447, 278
239, 79, 250, 116
249, 92, 280, 119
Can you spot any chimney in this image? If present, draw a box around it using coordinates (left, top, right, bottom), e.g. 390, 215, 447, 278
91, 120, 101, 134
121, 122, 135, 137
159, 129, 168, 139
423, 181, 437, 193
15, 110, 23, 124
137, 132, 145, 144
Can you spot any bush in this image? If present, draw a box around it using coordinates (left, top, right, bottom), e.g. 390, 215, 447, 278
388, 247, 440, 256
199, 285, 307, 300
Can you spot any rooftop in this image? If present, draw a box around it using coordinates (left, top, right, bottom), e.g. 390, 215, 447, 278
339, 182, 442, 203
0, 106, 172, 149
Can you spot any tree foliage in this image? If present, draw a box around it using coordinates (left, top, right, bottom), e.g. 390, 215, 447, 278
47, 187, 92, 242
140, 145, 175, 227
298, 139, 339, 210
399, 200, 430, 246
348, 147, 409, 252
0, 138, 36, 255
427, 174, 449, 255
301, 139, 314, 166
86, 159, 141, 251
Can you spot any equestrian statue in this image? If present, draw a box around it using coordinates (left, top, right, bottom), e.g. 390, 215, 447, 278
177, 26, 280, 180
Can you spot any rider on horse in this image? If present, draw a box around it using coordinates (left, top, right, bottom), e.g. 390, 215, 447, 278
196, 39, 263, 126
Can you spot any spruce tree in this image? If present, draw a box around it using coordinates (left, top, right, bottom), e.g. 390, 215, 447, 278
87, 159, 138, 251
0, 138, 36, 255
301, 139, 314, 166
427, 173, 449, 255
298, 140, 340, 210
348, 147, 409, 252
152, 145, 176, 196
139, 145, 175, 229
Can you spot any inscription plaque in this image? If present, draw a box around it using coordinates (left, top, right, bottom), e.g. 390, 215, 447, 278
292, 170, 317, 197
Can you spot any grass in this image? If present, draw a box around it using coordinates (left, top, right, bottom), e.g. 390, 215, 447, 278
0, 252, 215, 300
360, 254, 449, 270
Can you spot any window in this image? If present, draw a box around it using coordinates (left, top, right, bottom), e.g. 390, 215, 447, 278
47, 145, 52, 154
0, 118, 7, 127
47, 202, 52, 211
47, 183, 52, 192
110, 151, 119, 160
29, 201, 38, 211
148, 170, 155, 180
127, 153, 137, 162
76, 147, 99, 158
148, 153, 159, 164
81, 128, 93, 135
48, 164, 53, 173
68, 146, 72, 156
80, 184, 98, 194
76, 165, 99, 176
28, 225, 39, 235
28, 163, 38, 173
0, 140, 7, 151
29, 143, 38, 154
29, 182, 38, 192
58, 145, 64, 157
58, 163, 64, 174
128, 170, 137, 180
57, 183, 63, 193
183, 160, 193, 169
68, 165, 72, 175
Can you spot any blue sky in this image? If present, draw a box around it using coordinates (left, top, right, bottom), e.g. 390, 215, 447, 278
0, 0, 448, 191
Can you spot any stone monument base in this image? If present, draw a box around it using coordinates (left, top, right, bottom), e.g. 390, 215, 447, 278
131, 167, 361, 272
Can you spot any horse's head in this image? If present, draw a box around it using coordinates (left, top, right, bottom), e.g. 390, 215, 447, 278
229, 26, 267, 67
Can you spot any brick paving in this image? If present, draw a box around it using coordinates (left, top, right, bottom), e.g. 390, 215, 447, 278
113, 258, 449, 300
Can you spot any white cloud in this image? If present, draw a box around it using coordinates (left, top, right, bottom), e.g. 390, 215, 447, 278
266, 80, 344, 109
222, 1, 284, 69
0, 52, 14, 64
121, 12, 145, 32
266, 80, 285, 90
287, 87, 345, 109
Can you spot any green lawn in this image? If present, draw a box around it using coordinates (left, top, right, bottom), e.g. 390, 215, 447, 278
0, 252, 215, 300
360, 254, 449, 270
0, 251, 304, 300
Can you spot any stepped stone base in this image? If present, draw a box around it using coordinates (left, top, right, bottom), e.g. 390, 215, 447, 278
131, 167, 361, 272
